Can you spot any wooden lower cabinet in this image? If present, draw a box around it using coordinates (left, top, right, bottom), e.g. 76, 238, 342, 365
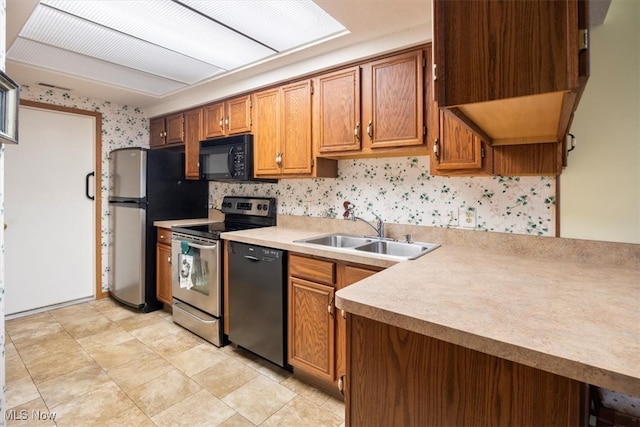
155, 228, 172, 305
288, 277, 335, 382
345, 314, 588, 426
288, 253, 382, 393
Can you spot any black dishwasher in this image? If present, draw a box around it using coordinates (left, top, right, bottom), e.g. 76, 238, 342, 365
227, 241, 288, 368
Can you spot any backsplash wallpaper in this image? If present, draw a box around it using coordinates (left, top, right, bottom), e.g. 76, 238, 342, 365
19, 85, 557, 295
209, 158, 556, 235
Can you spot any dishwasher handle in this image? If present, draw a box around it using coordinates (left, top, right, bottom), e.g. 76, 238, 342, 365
244, 255, 260, 262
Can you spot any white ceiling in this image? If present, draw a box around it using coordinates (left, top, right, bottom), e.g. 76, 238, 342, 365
6, 0, 432, 111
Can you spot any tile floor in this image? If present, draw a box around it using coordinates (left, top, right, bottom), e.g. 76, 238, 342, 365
5, 298, 345, 426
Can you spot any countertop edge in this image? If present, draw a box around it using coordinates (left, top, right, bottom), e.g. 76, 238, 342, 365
335, 294, 640, 396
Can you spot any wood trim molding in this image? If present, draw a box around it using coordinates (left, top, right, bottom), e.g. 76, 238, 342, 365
19, 99, 106, 299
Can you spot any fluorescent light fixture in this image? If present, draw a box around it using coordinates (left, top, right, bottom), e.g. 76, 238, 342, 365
8, 0, 348, 97
41, 0, 277, 69
181, 0, 348, 52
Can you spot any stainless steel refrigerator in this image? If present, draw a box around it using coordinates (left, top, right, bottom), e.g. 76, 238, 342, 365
108, 148, 208, 312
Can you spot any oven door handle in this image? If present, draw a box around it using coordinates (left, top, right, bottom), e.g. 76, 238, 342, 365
187, 242, 217, 250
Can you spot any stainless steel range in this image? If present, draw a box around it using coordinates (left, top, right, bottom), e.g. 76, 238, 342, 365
170, 196, 277, 346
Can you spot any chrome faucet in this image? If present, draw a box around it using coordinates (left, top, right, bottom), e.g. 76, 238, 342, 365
343, 201, 385, 239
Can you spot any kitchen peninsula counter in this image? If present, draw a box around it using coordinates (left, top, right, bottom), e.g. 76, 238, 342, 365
220, 217, 640, 399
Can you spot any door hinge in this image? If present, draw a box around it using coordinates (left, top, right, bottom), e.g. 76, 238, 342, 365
481, 147, 486, 158
311, 157, 315, 167
310, 84, 314, 95
423, 125, 427, 136
422, 57, 426, 68
579, 29, 589, 51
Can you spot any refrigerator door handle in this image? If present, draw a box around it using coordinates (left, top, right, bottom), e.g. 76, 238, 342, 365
85, 171, 95, 201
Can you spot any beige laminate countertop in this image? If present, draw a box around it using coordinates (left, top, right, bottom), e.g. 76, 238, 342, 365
221, 221, 640, 397
153, 218, 214, 228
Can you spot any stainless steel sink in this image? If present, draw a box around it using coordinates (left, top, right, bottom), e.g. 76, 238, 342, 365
354, 240, 439, 259
296, 234, 374, 248
295, 234, 439, 260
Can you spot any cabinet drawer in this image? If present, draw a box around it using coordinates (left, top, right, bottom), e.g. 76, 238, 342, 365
289, 254, 335, 285
157, 228, 172, 244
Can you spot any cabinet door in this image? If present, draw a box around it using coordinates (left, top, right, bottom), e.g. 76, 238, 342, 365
281, 80, 312, 175
253, 88, 281, 176
434, 0, 579, 106
432, 109, 486, 172
184, 108, 202, 179
165, 113, 184, 144
336, 264, 379, 390
149, 117, 165, 147
203, 102, 225, 139
226, 95, 252, 135
288, 277, 335, 382
364, 49, 424, 149
316, 66, 362, 154
156, 243, 172, 305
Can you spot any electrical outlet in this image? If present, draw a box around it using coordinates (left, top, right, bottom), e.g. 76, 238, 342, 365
303, 201, 312, 216
459, 207, 477, 229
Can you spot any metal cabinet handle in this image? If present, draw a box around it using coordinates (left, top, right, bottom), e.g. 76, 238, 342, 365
276, 152, 283, 167
354, 122, 360, 140
338, 376, 345, 396
219, 118, 223, 129
433, 138, 440, 161
367, 120, 373, 140
328, 297, 335, 317
168, 256, 171, 264
341, 309, 346, 320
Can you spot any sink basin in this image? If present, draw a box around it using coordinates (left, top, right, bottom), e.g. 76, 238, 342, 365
296, 234, 439, 260
354, 240, 439, 259
296, 234, 374, 248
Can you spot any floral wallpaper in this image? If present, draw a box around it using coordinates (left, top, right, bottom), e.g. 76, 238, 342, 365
210, 157, 556, 236
19, 85, 557, 297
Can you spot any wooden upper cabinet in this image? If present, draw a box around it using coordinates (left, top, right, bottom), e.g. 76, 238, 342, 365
363, 49, 424, 149
315, 66, 362, 154
203, 102, 225, 139
433, 0, 589, 146
253, 88, 281, 176
149, 117, 166, 148
149, 113, 184, 147
165, 113, 184, 144
316, 49, 427, 158
253, 80, 336, 178
183, 108, 203, 179
280, 80, 313, 175
203, 95, 252, 139
226, 95, 252, 135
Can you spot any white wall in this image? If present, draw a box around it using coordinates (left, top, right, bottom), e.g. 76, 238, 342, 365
0, 0, 6, 420
560, 0, 640, 244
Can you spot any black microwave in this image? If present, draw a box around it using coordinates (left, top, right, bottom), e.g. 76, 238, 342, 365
200, 134, 259, 181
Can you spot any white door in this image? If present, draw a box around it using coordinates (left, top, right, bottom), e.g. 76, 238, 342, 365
4, 106, 95, 315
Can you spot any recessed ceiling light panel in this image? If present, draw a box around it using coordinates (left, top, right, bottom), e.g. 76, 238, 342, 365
181, 0, 348, 52
8, 38, 187, 96
41, 0, 277, 70
18, 5, 224, 84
